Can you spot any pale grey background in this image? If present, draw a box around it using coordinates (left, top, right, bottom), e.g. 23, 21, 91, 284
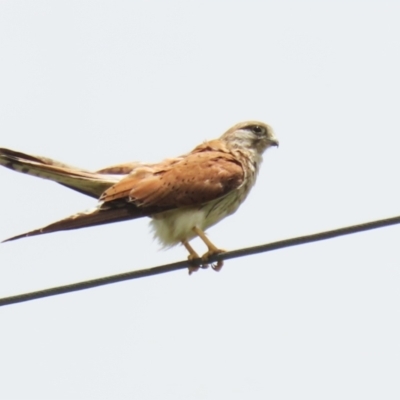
1, 1, 400, 399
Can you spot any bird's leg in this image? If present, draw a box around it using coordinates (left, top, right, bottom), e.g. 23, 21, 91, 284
182, 240, 208, 275
192, 227, 225, 272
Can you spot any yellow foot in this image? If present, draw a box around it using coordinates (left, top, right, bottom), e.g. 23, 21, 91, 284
201, 249, 226, 272
183, 240, 208, 275
191, 227, 226, 272
187, 254, 209, 275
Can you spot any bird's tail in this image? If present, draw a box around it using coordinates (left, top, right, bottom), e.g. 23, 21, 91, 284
0, 147, 126, 198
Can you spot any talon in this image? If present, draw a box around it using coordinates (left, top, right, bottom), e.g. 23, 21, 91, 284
183, 232, 226, 274
183, 240, 203, 275
187, 253, 200, 275
192, 226, 226, 272
188, 265, 199, 275
211, 259, 224, 272
187, 253, 211, 274
201, 248, 225, 272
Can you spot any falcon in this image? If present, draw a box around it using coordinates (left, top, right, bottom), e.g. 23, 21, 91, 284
0, 121, 278, 273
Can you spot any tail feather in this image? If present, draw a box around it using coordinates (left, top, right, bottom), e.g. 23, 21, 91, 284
2, 204, 147, 243
0, 147, 170, 243
0, 148, 123, 199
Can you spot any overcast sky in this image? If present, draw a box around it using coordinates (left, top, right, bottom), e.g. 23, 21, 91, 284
1, 1, 400, 399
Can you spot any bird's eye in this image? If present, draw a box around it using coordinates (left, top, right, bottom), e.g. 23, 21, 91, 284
251, 125, 265, 135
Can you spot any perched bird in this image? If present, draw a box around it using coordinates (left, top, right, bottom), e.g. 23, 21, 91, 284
0, 121, 278, 273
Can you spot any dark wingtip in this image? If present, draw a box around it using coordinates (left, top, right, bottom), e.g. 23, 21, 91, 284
1, 204, 150, 244
2, 231, 37, 243
2, 237, 17, 243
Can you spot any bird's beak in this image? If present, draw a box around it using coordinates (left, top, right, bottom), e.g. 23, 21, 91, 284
270, 138, 279, 147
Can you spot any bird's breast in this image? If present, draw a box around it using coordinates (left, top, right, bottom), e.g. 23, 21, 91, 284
150, 181, 256, 247
150, 155, 260, 247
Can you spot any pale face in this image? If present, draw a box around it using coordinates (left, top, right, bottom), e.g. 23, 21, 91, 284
221, 121, 279, 154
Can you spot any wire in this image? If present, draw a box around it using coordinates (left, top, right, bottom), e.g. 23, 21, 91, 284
1, 214, 400, 307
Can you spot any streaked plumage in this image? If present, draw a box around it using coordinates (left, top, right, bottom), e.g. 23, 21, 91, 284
0, 121, 278, 273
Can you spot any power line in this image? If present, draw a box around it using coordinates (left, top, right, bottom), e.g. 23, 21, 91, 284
1, 214, 400, 307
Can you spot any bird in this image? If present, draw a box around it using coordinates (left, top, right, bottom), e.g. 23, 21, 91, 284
0, 121, 278, 273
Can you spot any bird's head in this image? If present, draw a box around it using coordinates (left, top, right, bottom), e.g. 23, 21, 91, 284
221, 121, 279, 154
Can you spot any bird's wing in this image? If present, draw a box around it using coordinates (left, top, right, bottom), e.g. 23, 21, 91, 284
101, 145, 245, 208
96, 162, 143, 175
2, 204, 147, 242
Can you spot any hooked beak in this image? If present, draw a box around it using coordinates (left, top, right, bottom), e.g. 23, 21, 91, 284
270, 138, 279, 147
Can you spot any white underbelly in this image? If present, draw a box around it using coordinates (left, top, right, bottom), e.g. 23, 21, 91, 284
150, 191, 243, 247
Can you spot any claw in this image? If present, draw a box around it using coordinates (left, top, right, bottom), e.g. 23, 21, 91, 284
183, 229, 226, 274
211, 259, 224, 272
183, 240, 206, 275
187, 253, 211, 274
201, 248, 225, 272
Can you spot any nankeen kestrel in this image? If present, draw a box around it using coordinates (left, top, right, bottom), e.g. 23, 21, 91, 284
0, 121, 278, 273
